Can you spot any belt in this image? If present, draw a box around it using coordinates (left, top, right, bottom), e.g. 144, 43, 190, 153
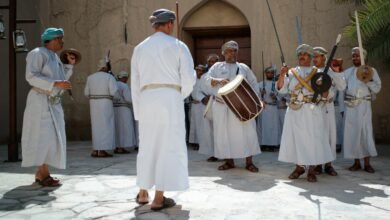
141, 84, 181, 92
345, 95, 371, 101
32, 87, 51, 95
88, 95, 113, 100
113, 103, 131, 108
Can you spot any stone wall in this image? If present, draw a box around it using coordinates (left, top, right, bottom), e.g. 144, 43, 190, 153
1, 0, 388, 143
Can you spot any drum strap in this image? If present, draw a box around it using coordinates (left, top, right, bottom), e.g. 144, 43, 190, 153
291, 68, 316, 93
235, 66, 240, 75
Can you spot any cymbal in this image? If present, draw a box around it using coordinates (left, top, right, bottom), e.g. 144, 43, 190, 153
60, 48, 82, 65
356, 65, 373, 83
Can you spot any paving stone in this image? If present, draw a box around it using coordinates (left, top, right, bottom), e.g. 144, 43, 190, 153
0, 142, 389, 220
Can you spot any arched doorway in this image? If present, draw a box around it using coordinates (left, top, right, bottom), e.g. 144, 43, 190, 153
181, 0, 251, 66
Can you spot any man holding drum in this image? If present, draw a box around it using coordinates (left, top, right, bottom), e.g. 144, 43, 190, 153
206, 40, 261, 172
343, 47, 381, 173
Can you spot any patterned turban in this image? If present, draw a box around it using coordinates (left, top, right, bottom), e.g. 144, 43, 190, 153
41, 27, 64, 45
313, 46, 328, 55
296, 44, 314, 57
117, 70, 129, 79
149, 9, 176, 25
221, 40, 239, 55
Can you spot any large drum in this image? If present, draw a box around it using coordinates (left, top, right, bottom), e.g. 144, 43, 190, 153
218, 74, 263, 122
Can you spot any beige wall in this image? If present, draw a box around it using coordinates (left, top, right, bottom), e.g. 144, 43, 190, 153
6, 0, 386, 142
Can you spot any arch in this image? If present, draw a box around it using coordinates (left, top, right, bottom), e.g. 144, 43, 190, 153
181, 0, 249, 29
180, 0, 252, 67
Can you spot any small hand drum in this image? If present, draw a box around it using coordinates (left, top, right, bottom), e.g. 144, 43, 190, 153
60, 48, 82, 65
356, 65, 373, 83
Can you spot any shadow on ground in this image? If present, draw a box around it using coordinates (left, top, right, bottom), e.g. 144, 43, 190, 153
0, 184, 59, 211
133, 204, 190, 220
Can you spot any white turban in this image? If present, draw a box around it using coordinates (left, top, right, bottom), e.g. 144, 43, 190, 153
296, 44, 314, 57
352, 47, 367, 58
313, 46, 328, 55
117, 70, 129, 79
97, 59, 107, 70
221, 40, 239, 55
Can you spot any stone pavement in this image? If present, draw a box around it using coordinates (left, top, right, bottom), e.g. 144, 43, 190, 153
0, 142, 389, 220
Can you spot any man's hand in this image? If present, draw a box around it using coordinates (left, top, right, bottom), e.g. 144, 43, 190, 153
280, 65, 289, 77
211, 79, 229, 87
277, 65, 289, 90
201, 96, 210, 105
54, 80, 72, 90
66, 53, 76, 65
261, 89, 266, 96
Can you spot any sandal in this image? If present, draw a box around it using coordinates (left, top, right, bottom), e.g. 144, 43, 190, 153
207, 156, 219, 162
91, 150, 113, 158
313, 165, 323, 175
35, 176, 61, 187
364, 165, 375, 173
114, 147, 130, 154
288, 166, 305, 179
307, 173, 317, 182
245, 163, 259, 173
348, 163, 362, 171
218, 162, 235, 171
136, 193, 149, 205
324, 165, 338, 176
151, 197, 176, 211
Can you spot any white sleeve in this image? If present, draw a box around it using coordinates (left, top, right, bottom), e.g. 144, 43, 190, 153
63, 64, 74, 80
366, 68, 381, 94
276, 71, 291, 94
131, 47, 141, 120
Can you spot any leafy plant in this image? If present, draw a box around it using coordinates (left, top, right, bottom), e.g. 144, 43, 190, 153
336, 0, 390, 61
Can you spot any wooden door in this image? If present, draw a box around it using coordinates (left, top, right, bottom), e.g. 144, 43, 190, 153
192, 28, 251, 67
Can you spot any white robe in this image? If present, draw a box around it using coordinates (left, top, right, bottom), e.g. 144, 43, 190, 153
207, 62, 261, 159
317, 67, 346, 159
188, 93, 199, 144
343, 66, 381, 159
84, 72, 118, 150
21, 47, 73, 169
334, 90, 345, 145
131, 32, 196, 191
192, 74, 215, 156
277, 93, 288, 143
278, 66, 333, 165
113, 81, 137, 148
257, 80, 280, 146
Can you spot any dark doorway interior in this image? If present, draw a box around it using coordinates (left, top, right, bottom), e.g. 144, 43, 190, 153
185, 26, 251, 67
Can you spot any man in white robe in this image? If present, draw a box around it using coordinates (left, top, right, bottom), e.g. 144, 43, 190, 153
207, 40, 261, 172
84, 59, 118, 157
22, 27, 76, 186
188, 65, 205, 150
258, 66, 281, 151
194, 54, 220, 162
312, 46, 346, 176
277, 44, 334, 182
131, 9, 196, 211
334, 89, 345, 153
113, 70, 137, 153
343, 47, 381, 173
276, 92, 288, 144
